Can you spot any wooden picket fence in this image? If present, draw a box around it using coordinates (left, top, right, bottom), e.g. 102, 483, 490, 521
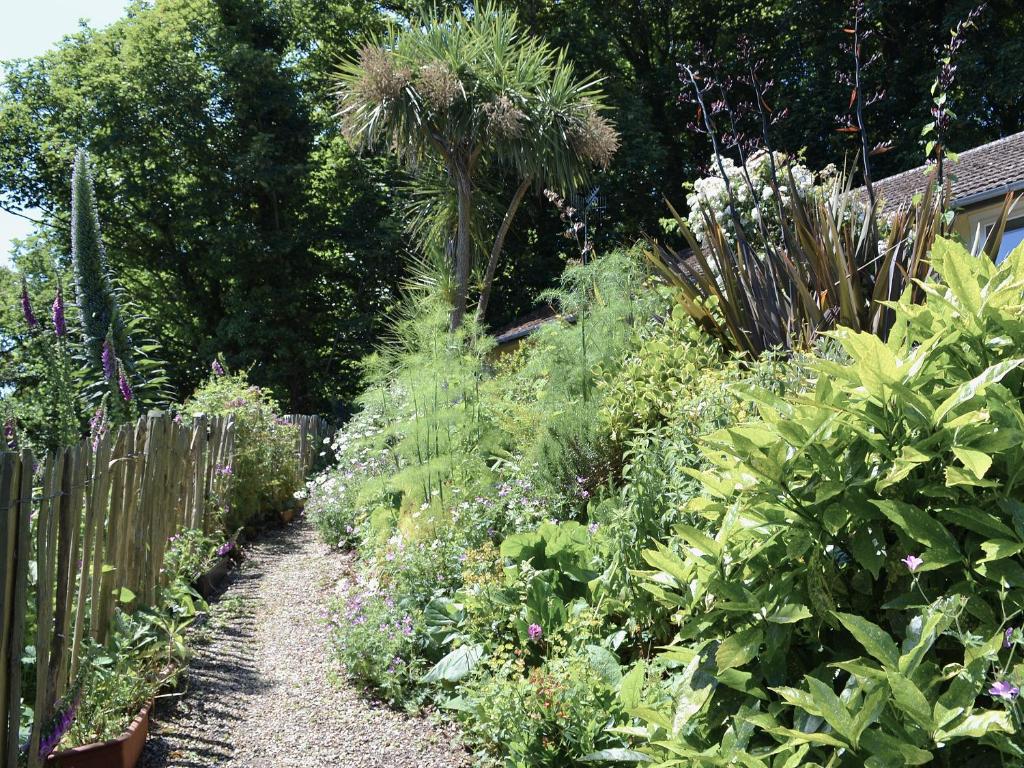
0, 412, 234, 767
283, 414, 333, 478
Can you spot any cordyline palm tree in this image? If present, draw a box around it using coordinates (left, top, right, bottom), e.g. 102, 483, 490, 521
334, 3, 618, 330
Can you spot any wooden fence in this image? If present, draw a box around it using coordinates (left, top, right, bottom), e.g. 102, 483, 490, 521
0, 412, 234, 767
283, 414, 333, 478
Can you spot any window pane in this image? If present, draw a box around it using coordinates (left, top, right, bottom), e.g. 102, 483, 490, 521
997, 219, 1024, 265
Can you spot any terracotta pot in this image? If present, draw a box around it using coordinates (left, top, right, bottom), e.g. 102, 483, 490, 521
48, 700, 152, 768
193, 557, 232, 599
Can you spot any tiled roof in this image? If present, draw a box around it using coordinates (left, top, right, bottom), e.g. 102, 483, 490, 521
872, 131, 1024, 212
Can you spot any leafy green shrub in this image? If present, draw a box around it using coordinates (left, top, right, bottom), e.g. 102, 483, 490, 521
631, 238, 1024, 766
184, 372, 301, 530
329, 567, 425, 706
305, 406, 393, 548
459, 642, 626, 767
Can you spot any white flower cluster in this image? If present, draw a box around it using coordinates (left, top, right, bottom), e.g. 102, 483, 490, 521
685, 151, 816, 247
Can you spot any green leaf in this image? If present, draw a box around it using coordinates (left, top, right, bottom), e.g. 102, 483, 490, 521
886, 671, 934, 732
766, 604, 813, 624
833, 612, 899, 669
933, 358, 1024, 425
851, 685, 889, 746
619, 662, 645, 711
673, 653, 715, 735
805, 676, 855, 743
871, 499, 960, 561
860, 729, 933, 765
674, 523, 721, 559
420, 643, 483, 684
716, 626, 763, 672
642, 542, 691, 585
978, 539, 1024, 563
771, 686, 822, 717
936, 710, 1013, 740
118, 587, 136, 604
951, 447, 992, 479
586, 644, 622, 687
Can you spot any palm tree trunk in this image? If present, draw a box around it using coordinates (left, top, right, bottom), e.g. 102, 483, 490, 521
449, 155, 474, 331
475, 175, 532, 325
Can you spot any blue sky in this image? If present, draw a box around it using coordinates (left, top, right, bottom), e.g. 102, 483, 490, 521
1, 0, 128, 266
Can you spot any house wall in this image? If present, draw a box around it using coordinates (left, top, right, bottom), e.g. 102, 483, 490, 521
952, 199, 1009, 249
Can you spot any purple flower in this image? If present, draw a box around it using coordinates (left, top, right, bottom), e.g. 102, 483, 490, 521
588, 522, 599, 535
20, 282, 38, 329
901, 554, 923, 573
216, 541, 235, 557
101, 339, 115, 380
52, 289, 66, 337
88, 407, 108, 452
989, 681, 1020, 700
528, 623, 543, 642
3, 418, 16, 450
212, 359, 225, 376
216, 464, 233, 477
1006, 627, 1016, 649
118, 369, 133, 402
37, 692, 79, 759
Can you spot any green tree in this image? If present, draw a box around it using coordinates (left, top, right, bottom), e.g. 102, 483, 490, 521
334, 2, 618, 329
0, 0, 404, 413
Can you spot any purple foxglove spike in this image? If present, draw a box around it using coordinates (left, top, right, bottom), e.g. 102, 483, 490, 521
21, 282, 38, 328
101, 339, 115, 380
52, 289, 66, 337
118, 369, 134, 402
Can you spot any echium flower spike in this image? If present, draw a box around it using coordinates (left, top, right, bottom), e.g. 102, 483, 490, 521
72, 149, 131, 368
21, 281, 38, 328
52, 287, 66, 337
212, 358, 225, 376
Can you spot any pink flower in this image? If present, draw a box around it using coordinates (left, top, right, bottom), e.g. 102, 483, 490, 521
901, 554, 923, 573
527, 623, 543, 642
989, 681, 1020, 700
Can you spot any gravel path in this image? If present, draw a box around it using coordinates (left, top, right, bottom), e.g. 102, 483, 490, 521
141, 517, 468, 767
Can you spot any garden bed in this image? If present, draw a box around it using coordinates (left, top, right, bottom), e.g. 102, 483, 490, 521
48, 700, 152, 768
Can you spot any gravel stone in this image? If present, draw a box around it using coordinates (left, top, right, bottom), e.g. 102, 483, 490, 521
141, 517, 469, 767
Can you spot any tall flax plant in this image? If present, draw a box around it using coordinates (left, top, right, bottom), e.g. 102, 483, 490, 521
653, 41, 948, 354
650, 166, 950, 354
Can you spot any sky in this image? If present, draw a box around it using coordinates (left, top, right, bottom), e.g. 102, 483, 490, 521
0, 0, 128, 267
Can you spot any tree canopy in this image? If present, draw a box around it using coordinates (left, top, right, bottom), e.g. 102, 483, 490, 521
2, 0, 1022, 415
